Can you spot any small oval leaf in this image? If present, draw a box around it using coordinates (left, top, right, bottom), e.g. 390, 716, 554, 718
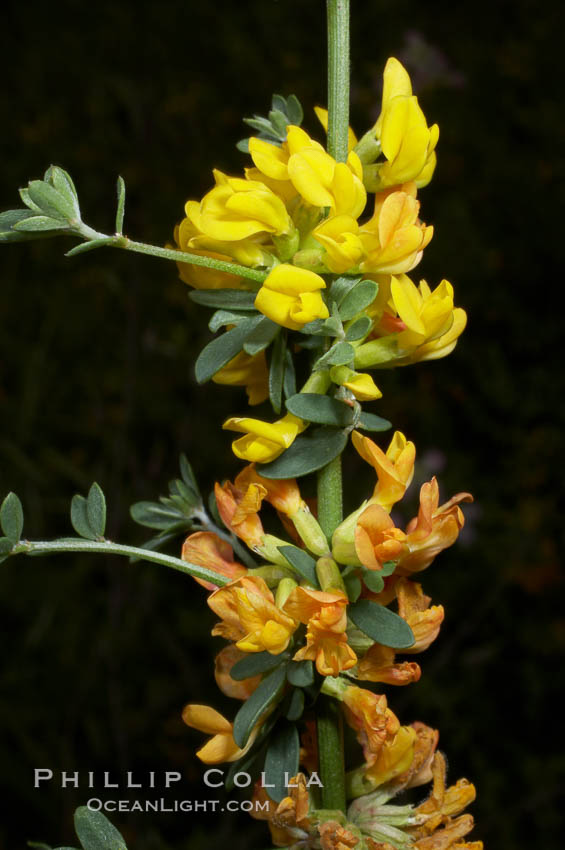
0, 492, 24, 542
263, 722, 300, 802
357, 412, 392, 432
260, 427, 348, 479
339, 280, 378, 320
74, 806, 127, 850
70, 495, 97, 540
348, 599, 414, 649
232, 665, 287, 748
86, 483, 106, 538
231, 651, 289, 681
285, 393, 354, 427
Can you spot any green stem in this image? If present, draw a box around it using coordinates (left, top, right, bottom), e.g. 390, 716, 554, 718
326, 0, 350, 163
11, 538, 230, 586
317, 695, 347, 810
72, 225, 268, 284
315, 0, 350, 815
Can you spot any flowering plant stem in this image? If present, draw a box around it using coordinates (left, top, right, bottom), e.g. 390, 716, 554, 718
314, 0, 350, 814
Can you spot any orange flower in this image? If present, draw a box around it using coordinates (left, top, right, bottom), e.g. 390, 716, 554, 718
181, 531, 247, 591
354, 503, 407, 570
396, 578, 444, 653
208, 575, 297, 654
284, 586, 357, 675
235, 464, 303, 516
250, 773, 312, 847
214, 479, 266, 548
398, 478, 472, 574
214, 645, 261, 700
356, 643, 421, 686
408, 753, 478, 849
342, 686, 400, 764
352, 430, 416, 512
318, 821, 362, 850
182, 704, 257, 764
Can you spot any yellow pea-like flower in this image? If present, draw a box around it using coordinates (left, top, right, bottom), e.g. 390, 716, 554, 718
223, 411, 306, 463
312, 214, 365, 273
212, 350, 269, 406
187, 170, 292, 243
370, 57, 439, 190
359, 183, 433, 275
329, 365, 382, 401
254, 264, 329, 330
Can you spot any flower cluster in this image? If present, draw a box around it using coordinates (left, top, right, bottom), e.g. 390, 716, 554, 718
181, 430, 479, 847
173, 58, 466, 469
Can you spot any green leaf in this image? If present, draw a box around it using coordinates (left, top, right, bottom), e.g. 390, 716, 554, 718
236, 138, 250, 153
263, 723, 300, 802
233, 665, 287, 748
339, 280, 378, 320
345, 316, 372, 341
285, 393, 354, 427
46, 166, 80, 220
115, 176, 126, 234
243, 316, 280, 355
13, 216, 69, 233
287, 660, 314, 688
27, 843, 54, 849
380, 560, 397, 577
189, 289, 258, 310
0, 209, 36, 229
86, 483, 106, 538
231, 651, 289, 681
260, 427, 348, 479
0, 536, 14, 563
278, 545, 319, 587
269, 332, 286, 414
74, 806, 127, 850
179, 454, 200, 497
0, 492, 24, 542
285, 689, 305, 721
271, 94, 287, 113
348, 599, 414, 649
70, 495, 97, 540
286, 94, 304, 125
329, 275, 363, 306
27, 180, 76, 220
344, 574, 362, 602
314, 341, 355, 369
283, 349, 297, 399
357, 412, 392, 432
269, 109, 288, 137
209, 309, 250, 332
195, 316, 263, 384
362, 569, 385, 593
130, 501, 183, 529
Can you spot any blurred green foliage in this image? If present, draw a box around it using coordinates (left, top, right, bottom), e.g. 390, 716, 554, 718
1, 0, 563, 848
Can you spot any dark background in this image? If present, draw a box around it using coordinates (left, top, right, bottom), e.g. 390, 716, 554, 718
1, 0, 563, 848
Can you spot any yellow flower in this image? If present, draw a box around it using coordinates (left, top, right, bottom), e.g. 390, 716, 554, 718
181, 704, 257, 764
342, 686, 401, 764
356, 643, 421, 686
223, 411, 306, 464
329, 366, 382, 401
187, 169, 292, 243
214, 478, 266, 548
354, 504, 407, 570
359, 183, 433, 275
175, 214, 271, 271
208, 575, 297, 654
353, 275, 467, 369
371, 57, 439, 190
312, 214, 365, 273
212, 350, 269, 406
250, 125, 367, 219
254, 264, 329, 330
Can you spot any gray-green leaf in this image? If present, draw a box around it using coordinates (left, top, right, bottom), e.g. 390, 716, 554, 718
86, 483, 106, 538
260, 426, 348, 479
232, 665, 287, 748
74, 806, 127, 850
70, 495, 97, 540
348, 599, 414, 649
0, 492, 24, 542
263, 722, 300, 802
339, 280, 378, 320
285, 393, 354, 427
